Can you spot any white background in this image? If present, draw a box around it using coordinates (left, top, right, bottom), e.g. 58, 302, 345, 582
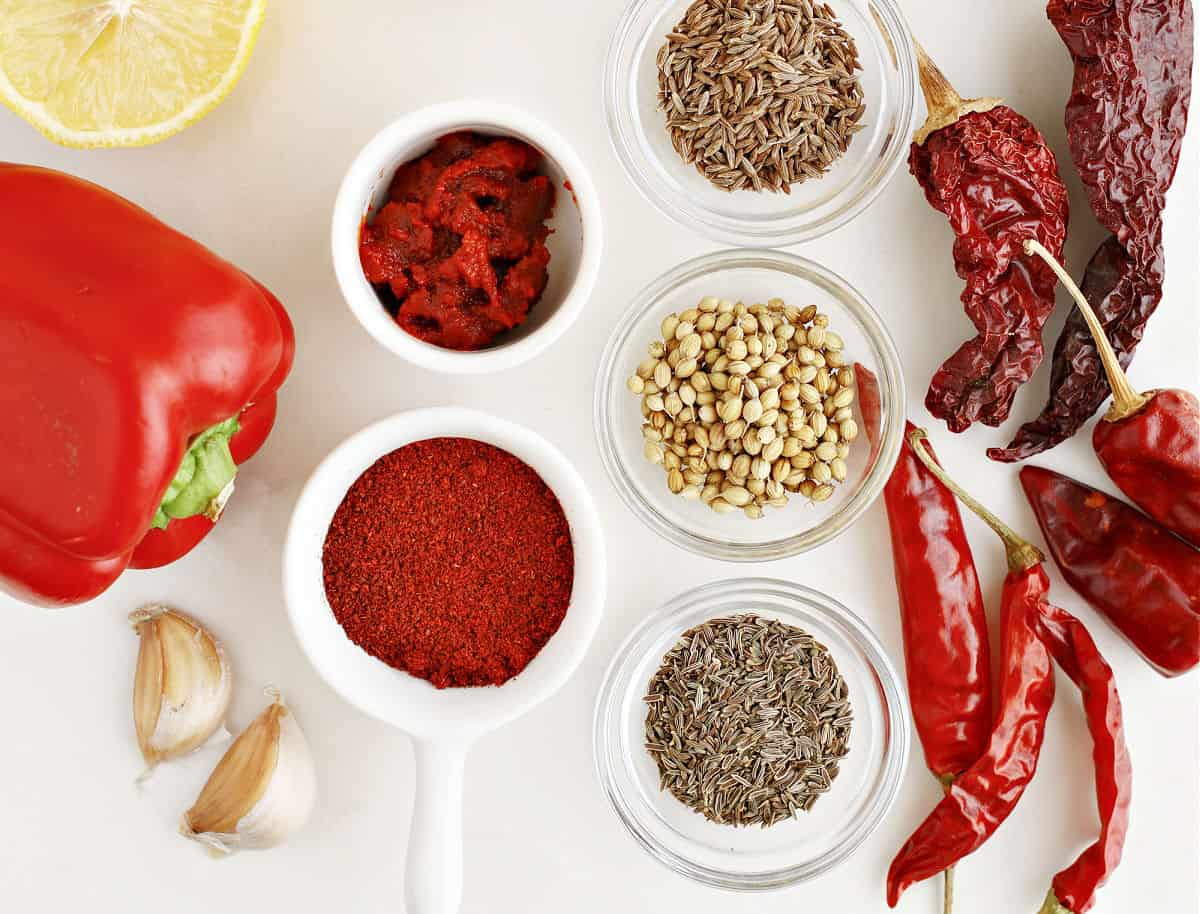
1, 2, 1196, 912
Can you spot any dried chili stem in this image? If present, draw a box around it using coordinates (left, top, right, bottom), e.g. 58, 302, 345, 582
942, 778, 956, 914
1023, 239, 1152, 422
909, 428, 1044, 572
912, 41, 1002, 145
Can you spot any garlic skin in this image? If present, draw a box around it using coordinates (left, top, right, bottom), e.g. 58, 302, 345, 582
181, 691, 317, 855
131, 605, 233, 768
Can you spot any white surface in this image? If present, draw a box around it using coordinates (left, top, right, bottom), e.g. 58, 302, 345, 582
0, 2, 1195, 913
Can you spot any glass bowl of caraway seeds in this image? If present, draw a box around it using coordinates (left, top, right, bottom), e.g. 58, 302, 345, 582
595, 248, 904, 560
604, 0, 918, 246
594, 578, 909, 889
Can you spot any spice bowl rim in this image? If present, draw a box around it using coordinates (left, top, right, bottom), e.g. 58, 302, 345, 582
602, 0, 919, 247
331, 100, 604, 375
593, 577, 910, 890
593, 247, 906, 561
282, 405, 607, 741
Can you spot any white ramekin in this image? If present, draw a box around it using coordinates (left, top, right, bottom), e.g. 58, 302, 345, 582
332, 101, 604, 374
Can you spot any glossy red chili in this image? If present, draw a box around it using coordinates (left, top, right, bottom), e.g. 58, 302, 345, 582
1033, 602, 1132, 914
887, 429, 1055, 907
996, 0, 1193, 459
1021, 466, 1200, 677
908, 45, 1069, 433
0, 165, 294, 606
867, 415, 991, 781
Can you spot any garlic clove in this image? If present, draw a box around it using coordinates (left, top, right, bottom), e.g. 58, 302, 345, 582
131, 605, 232, 769
181, 690, 317, 855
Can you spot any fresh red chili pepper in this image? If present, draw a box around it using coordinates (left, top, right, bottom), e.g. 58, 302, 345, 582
887, 429, 1055, 908
994, 0, 1193, 460
1032, 602, 1132, 914
0, 165, 295, 607
322, 437, 575, 689
130, 394, 280, 569
908, 44, 1070, 433
1021, 466, 1200, 677
1018, 239, 1200, 548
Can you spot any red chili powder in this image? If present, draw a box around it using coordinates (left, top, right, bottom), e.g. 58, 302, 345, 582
321, 437, 574, 689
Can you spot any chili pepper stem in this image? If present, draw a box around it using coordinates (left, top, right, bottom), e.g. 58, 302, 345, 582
940, 777, 955, 914
909, 428, 1044, 572
1037, 888, 1071, 914
1022, 238, 1152, 422
912, 41, 1003, 145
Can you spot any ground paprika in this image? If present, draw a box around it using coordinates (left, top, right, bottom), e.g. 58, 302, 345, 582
321, 438, 575, 689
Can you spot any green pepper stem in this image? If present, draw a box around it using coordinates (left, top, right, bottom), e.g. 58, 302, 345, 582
909, 427, 1044, 572
912, 40, 1003, 145
1036, 888, 1072, 914
1023, 238, 1151, 422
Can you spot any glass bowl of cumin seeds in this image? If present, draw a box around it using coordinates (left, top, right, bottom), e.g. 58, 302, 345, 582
604, 0, 918, 246
594, 578, 909, 889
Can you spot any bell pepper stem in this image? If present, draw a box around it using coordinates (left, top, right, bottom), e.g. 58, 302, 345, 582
151, 416, 240, 530
1022, 238, 1151, 422
909, 428, 1044, 572
912, 40, 1003, 145
1037, 888, 1072, 914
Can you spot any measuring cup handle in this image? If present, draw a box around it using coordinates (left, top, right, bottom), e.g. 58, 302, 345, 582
405, 740, 466, 914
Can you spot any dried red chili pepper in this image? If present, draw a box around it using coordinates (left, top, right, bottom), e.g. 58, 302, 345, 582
1018, 239, 1200, 547
1032, 602, 1132, 914
887, 429, 1055, 907
994, 0, 1194, 460
861, 405, 990, 914
908, 44, 1069, 433
321, 438, 575, 689
1021, 466, 1200, 677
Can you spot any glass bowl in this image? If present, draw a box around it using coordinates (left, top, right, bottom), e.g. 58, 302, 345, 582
594, 578, 910, 890
594, 248, 905, 561
603, 0, 918, 246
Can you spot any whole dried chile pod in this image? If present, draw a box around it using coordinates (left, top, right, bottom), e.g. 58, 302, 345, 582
1032, 603, 1132, 914
908, 44, 1069, 433
887, 429, 1056, 907
1018, 240, 1200, 548
996, 0, 1193, 460
1021, 466, 1200, 677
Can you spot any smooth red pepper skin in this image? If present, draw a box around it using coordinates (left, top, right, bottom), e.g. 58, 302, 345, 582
854, 363, 883, 466
129, 394, 279, 570
887, 565, 1056, 907
1020, 466, 1200, 676
1033, 602, 1132, 914
910, 107, 1069, 433
0, 165, 294, 606
878, 421, 991, 779
1094, 389, 1200, 549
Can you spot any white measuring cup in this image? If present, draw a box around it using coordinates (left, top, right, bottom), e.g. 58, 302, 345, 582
283, 408, 606, 914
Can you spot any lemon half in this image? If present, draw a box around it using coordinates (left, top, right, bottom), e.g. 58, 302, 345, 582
0, 0, 266, 148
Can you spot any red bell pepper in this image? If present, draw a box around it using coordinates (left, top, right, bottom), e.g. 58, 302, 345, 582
0, 165, 295, 606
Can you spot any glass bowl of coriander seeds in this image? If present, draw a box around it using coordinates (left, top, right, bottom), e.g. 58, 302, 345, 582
604, 0, 919, 246
594, 578, 910, 889
595, 248, 904, 560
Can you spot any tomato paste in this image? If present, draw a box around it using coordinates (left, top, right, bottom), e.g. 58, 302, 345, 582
359, 132, 557, 351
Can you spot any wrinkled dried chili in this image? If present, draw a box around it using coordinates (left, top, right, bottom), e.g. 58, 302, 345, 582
908, 45, 1069, 433
1032, 603, 1132, 914
1018, 238, 1200, 548
322, 437, 575, 689
1021, 466, 1200, 677
887, 430, 1056, 907
994, 0, 1194, 460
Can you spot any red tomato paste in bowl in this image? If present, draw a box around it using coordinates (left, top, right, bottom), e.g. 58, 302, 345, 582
358, 132, 557, 351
